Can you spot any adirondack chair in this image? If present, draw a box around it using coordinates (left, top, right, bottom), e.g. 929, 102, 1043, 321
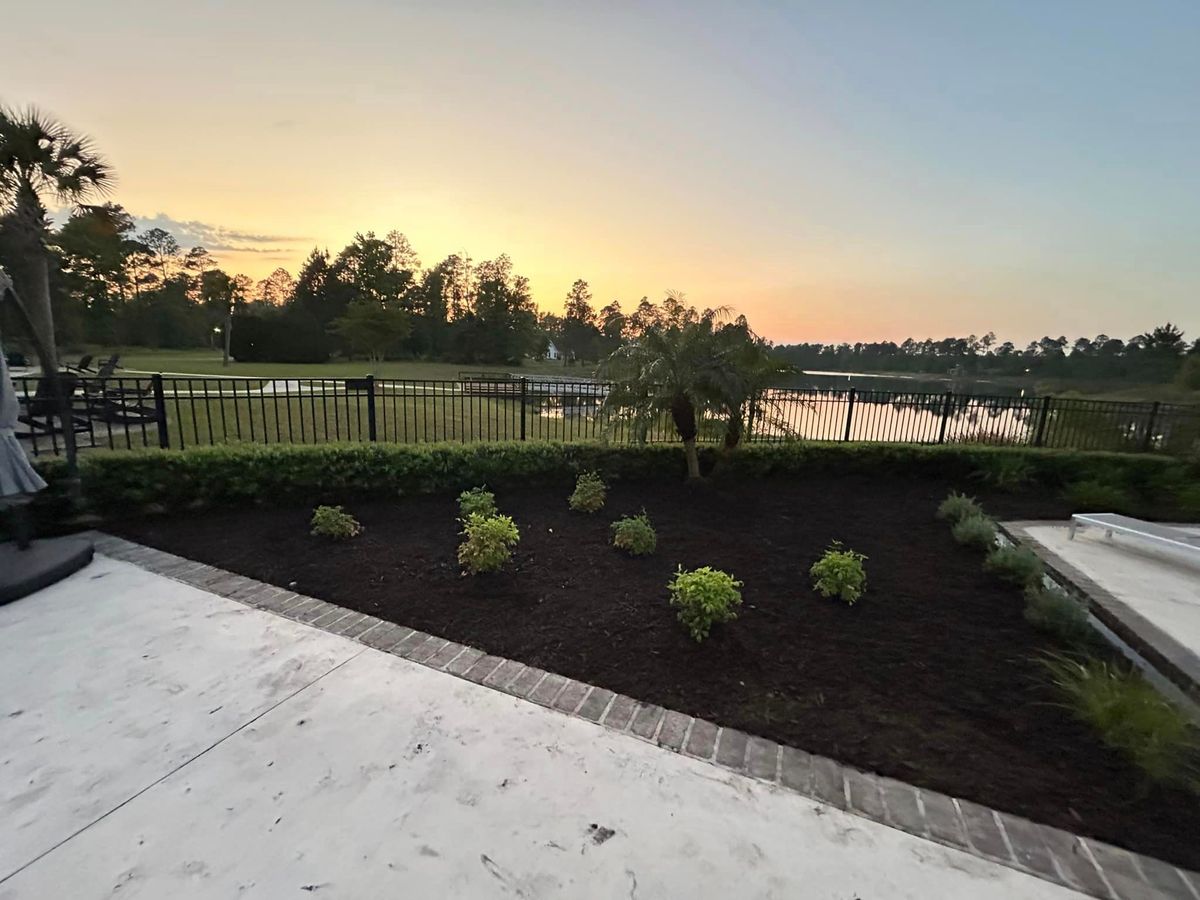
81, 365, 158, 425
62, 353, 94, 374
92, 355, 121, 378
15, 375, 92, 437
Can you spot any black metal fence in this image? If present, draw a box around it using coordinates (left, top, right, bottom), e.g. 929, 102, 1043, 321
12, 374, 1200, 458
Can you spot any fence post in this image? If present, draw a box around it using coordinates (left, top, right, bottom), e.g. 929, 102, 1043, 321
842, 388, 856, 441
937, 391, 953, 444
1034, 396, 1052, 447
365, 374, 377, 442
151, 374, 170, 449
1142, 401, 1160, 452
519, 377, 528, 441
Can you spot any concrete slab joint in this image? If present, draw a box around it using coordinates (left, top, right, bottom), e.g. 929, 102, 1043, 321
86, 533, 1200, 900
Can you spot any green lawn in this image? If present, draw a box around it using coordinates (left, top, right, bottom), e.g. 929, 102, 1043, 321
126, 387, 672, 449
98, 347, 592, 381
37, 347, 665, 452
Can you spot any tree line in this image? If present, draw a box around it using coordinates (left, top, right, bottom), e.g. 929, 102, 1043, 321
6, 180, 780, 369
5, 194, 730, 367
773, 326, 1200, 388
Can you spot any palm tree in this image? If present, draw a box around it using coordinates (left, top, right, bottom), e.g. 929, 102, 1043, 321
601, 316, 727, 479
602, 309, 797, 477
708, 320, 797, 449
0, 106, 113, 478
0, 106, 113, 370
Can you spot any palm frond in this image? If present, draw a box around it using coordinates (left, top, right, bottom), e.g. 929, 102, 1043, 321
0, 105, 114, 212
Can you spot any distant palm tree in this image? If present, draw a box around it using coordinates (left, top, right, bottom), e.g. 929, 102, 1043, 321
0, 106, 113, 478
708, 321, 797, 449
0, 106, 113, 370
602, 310, 798, 476
602, 319, 724, 478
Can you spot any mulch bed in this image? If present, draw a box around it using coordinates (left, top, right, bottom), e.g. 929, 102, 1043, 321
113, 474, 1200, 869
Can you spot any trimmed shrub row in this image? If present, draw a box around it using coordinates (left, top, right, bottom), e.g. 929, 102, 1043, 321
27, 439, 1200, 525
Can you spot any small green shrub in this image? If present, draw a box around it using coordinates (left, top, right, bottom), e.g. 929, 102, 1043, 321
611, 511, 657, 556
1064, 479, 1134, 513
668, 566, 743, 641
936, 491, 982, 524
809, 541, 868, 604
951, 513, 998, 551
458, 485, 497, 519
457, 513, 520, 574
310, 505, 362, 540
1042, 655, 1200, 791
983, 543, 1044, 587
1024, 584, 1100, 648
568, 471, 607, 512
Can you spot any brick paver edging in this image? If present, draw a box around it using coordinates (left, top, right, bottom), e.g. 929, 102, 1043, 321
87, 531, 1200, 900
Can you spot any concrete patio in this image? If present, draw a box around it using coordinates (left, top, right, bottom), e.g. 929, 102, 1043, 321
0, 553, 1106, 898
1013, 521, 1200, 699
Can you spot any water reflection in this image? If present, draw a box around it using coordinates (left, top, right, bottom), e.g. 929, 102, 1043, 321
535, 387, 1038, 445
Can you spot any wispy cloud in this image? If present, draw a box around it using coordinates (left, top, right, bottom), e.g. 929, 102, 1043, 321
131, 212, 308, 255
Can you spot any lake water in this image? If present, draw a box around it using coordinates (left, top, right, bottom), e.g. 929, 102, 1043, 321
792, 370, 1030, 398
535, 383, 1044, 446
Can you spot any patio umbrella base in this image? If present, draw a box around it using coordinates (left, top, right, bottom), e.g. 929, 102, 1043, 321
0, 535, 94, 606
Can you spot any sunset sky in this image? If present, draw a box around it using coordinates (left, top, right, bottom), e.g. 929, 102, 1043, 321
7, 1, 1198, 345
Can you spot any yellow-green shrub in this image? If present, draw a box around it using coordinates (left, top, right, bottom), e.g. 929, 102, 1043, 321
310, 505, 362, 540
810, 541, 868, 604
457, 513, 520, 574
611, 511, 657, 556
568, 471, 606, 512
668, 566, 743, 641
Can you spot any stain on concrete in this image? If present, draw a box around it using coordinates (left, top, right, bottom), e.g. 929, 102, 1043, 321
180, 859, 210, 878
588, 824, 616, 845
480, 854, 529, 898
7, 781, 51, 809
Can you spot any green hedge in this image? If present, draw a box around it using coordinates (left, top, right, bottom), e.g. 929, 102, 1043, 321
27, 440, 1199, 521
717, 441, 1195, 491
32, 442, 689, 515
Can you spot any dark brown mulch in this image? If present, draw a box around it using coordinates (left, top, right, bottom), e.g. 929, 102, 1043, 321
112, 475, 1200, 869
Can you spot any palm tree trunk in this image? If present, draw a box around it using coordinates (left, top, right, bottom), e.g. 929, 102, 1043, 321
670, 393, 702, 479
683, 437, 701, 479
3, 267, 80, 497
25, 255, 58, 371
723, 411, 742, 450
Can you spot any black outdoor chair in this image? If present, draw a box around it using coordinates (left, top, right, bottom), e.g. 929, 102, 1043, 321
82, 376, 159, 425
92, 354, 121, 378
62, 354, 94, 374
15, 375, 93, 438
81, 356, 156, 425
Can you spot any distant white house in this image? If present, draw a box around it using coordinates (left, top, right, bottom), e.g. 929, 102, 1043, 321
545, 339, 562, 361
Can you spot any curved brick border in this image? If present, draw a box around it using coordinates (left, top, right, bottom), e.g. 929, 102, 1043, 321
87, 531, 1200, 900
